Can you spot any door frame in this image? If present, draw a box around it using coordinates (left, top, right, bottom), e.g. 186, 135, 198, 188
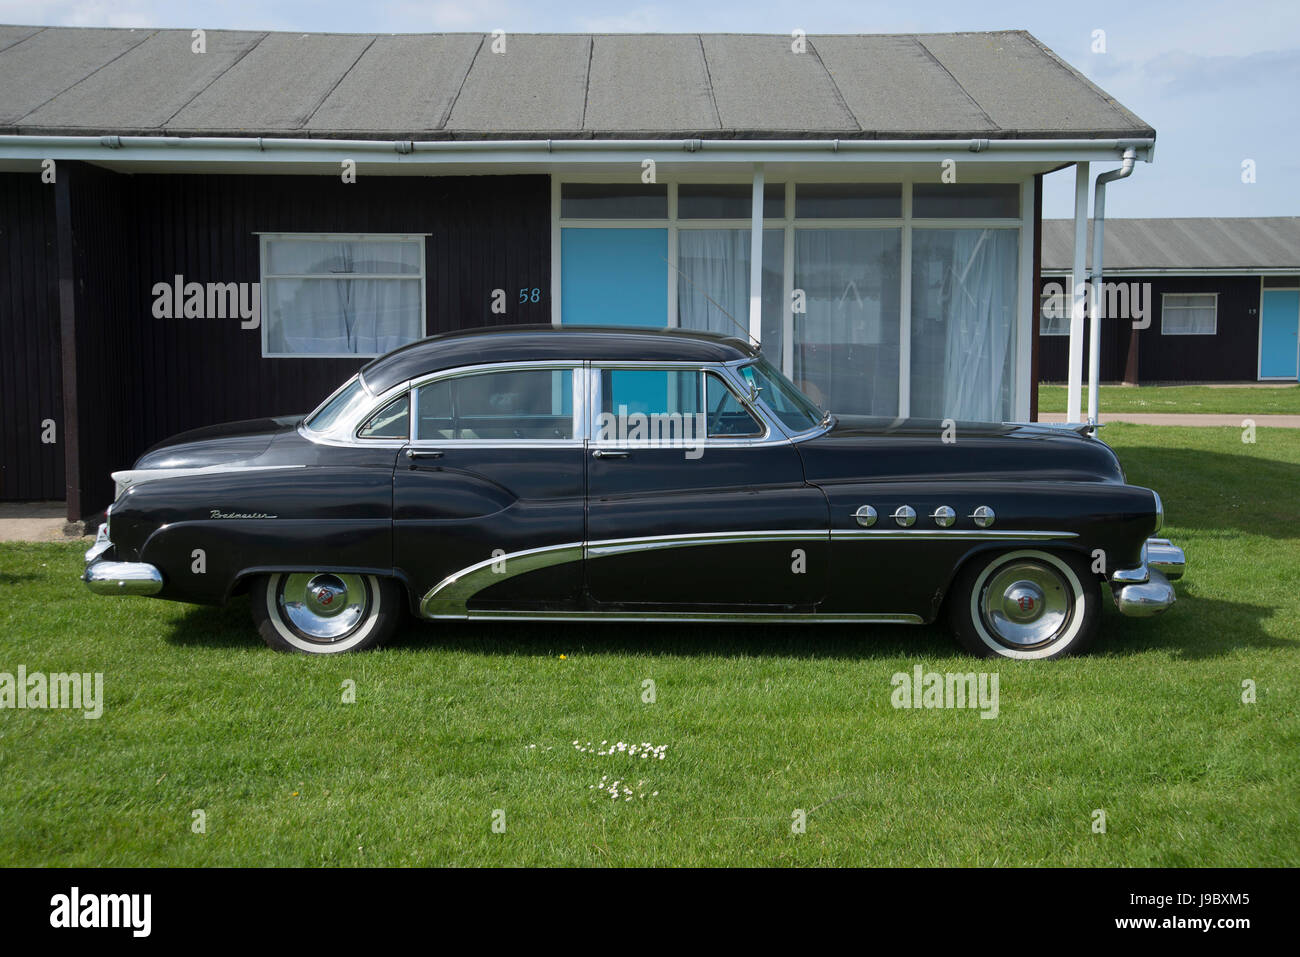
1258, 278, 1300, 381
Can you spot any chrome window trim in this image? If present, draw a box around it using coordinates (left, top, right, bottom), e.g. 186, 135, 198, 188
300, 378, 411, 449
353, 390, 411, 443
589, 360, 784, 448
725, 358, 830, 442
407, 360, 585, 448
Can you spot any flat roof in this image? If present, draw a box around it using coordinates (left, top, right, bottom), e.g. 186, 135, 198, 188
0, 26, 1155, 141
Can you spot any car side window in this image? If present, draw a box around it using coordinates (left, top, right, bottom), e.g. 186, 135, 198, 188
600, 368, 701, 418
357, 394, 409, 439
415, 368, 574, 441
704, 373, 763, 438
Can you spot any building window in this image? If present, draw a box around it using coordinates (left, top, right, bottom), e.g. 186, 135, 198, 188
1040, 288, 1070, 336
554, 181, 1024, 420
910, 228, 1019, 422
260, 234, 425, 357
1161, 293, 1217, 335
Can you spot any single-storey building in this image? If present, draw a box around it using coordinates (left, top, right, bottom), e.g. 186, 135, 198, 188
0, 25, 1156, 519
1038, 217, 1300, 384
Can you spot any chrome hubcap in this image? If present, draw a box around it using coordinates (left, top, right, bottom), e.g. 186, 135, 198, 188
278, 573, 370, 642
980, 561, 1071, 648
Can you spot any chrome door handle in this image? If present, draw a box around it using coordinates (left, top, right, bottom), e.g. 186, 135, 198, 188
405, 449, 444, 461
592, 449, 630, 459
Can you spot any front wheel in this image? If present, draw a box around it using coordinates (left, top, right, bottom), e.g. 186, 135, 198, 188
251, 572, 403, 654
948, 549, 1100, 660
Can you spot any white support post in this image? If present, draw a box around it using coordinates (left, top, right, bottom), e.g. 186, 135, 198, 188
748, 163, 765, 346
1067, 162, 1090, 422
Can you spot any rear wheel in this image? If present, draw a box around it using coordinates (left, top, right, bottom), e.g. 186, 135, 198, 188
251, 572, 402, 654
948, 549, 1100, 660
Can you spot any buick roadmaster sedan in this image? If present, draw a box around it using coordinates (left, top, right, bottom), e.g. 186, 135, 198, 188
83, 327, 1184, 660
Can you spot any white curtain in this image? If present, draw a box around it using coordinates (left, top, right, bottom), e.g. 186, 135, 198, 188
910, 229, 1018, 422
265, 240, 422, 355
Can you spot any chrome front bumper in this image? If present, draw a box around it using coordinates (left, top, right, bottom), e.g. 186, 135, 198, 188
82, 523, 163, 596
1110, 537, 1185, 618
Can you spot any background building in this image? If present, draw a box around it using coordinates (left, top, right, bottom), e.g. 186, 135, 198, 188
0, 26, 1156, 518
1038, 217, 1300, 385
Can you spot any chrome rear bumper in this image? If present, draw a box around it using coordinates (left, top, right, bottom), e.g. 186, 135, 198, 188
1110, 537, 1185, 617
82, 523, 163, 596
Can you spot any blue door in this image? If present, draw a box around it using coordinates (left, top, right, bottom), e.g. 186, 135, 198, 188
561, 228, 667, 327
1260, 290, 1300, 379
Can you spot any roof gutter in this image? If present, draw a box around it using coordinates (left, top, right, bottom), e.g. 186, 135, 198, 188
1087, 147, 1139, 426
0, 134, 1155, 166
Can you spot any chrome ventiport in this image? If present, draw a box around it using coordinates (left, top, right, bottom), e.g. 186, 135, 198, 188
970, 505, 996, 528
853, 505, 878, 528
892, 505, 916, 528
931, 505, 956, 528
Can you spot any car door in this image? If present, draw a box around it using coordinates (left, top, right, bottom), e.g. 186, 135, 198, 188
392, 363, 587, 617
584, 363, 829, 611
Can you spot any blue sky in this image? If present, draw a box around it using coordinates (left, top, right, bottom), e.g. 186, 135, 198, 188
5, 0, 1297, 219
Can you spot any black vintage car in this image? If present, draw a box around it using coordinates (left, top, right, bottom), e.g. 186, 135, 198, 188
83, 326, 1184, 659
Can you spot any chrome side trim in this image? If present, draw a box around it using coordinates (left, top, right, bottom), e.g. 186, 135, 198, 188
830, 529, 1078, 542
111, 464, 307, 495
460, 610, 925, 624
421, 542, 584, 618
419, 527, 1080, 618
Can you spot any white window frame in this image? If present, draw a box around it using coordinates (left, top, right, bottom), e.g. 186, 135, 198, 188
1160, 292, 1218, 336
550, 177, 1029, 419
257, 232, 428, 359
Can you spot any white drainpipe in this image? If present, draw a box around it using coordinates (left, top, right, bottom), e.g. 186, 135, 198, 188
1087, 147, 1138, 425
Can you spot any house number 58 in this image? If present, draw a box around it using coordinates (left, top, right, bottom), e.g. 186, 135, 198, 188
518, 288, 541, 303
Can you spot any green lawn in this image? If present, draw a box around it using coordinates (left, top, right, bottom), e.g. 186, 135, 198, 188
1038, 383, 1300, 415
1, 424, 1297, 866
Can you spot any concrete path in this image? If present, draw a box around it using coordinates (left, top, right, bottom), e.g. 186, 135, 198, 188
1038, 413, 1300, 428
0, 502, 88, 543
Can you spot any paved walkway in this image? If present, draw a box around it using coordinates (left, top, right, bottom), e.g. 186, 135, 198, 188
1038, 413, 1300, 428
0, 502, 88, 543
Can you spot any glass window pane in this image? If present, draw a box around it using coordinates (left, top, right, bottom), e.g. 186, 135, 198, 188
601, 369, 701, 417
358, 394, 409, 439
676, 228, 783, 345
795, 183, 901, 219
1039, 290, 1069, 336
416, 369, 573, 441
306, 377, 367, 432
561, 228, 668, 326
912, 184, 1020, 219
704, 373, 763, 436
792, 228, 902, 415
1162, 294, 1217, 335
561, 183, 668, 219
267, 239, 421, 275
678, 184, 784, 219
737, 359, 823, 432
264, 277, 421, 355
910, 228, 1020, 422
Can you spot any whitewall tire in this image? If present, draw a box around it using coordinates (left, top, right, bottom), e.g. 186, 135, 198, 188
948, 549, 1100, 660
251, 572, 402, 654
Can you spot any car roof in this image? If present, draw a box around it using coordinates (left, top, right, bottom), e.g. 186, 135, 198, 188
359, 325, 758, 393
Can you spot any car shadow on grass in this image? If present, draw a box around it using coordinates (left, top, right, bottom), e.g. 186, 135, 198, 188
162, 590, 1289, 661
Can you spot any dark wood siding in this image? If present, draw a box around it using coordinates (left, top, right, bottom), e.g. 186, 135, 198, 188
0, 174, 63, 500
51, 165, 550, 518
1038, 275, 1262, 384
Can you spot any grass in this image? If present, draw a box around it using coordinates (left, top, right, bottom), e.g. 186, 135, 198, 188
1, 424, 1298, 866
1038, 383, 1300, 415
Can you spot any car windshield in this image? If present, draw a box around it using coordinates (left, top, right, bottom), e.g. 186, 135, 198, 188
305, 377, 369, 433
737, 358, 826, 433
